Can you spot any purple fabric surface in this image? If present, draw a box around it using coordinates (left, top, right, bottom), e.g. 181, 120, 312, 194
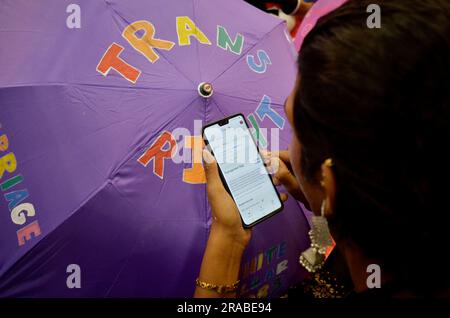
0, 0, 310, 297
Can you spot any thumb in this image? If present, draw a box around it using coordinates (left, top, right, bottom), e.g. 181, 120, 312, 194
203, 149, 226, 194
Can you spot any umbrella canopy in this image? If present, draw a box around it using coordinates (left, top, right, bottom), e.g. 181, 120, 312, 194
0, 0, 310, 297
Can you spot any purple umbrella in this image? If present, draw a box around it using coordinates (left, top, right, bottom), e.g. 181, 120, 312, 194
294, 0, 348, 51
0, 0, 310, 297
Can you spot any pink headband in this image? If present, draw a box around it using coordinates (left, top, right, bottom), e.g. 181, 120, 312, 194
294, 0, 349, 51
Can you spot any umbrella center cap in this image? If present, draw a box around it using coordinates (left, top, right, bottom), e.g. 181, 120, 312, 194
198, 82, 213, 98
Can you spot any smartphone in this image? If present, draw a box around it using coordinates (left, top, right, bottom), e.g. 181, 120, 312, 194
202, 113, 284, 228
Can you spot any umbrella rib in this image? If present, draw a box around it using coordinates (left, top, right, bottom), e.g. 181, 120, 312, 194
214, 91, 286, 108
192, 0, 202, 81
0, 82, 194, 91
85, 181, 146, 298
102, 0, 196, 86
72, 83, 195, 92
210, 95, 292, 142
210, 21, 284, 84
209, 98, 228, 118
108, 95, 200, 180
210, 94, 292, 145
152, 50, 197, 86
0, 179, 111, 280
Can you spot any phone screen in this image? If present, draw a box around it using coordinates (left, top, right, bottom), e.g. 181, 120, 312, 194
203, 114, 283, 227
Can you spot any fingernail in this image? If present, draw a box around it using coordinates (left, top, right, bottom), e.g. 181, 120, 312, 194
203, 149, 215, 163
273, 177, 280, 186
260, 150, 271, 158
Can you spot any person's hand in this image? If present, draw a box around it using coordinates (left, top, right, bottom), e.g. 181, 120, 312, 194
197, 148, 295, 299
202, 149, 252, 248
262, 150, 310, 209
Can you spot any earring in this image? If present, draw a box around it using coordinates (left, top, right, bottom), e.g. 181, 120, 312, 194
299, 200, 333, 272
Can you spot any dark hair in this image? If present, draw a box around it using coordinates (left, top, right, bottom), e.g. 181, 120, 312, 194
295, 0, 450, 294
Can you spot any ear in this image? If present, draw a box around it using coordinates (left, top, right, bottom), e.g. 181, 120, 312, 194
321, 159, 337, 218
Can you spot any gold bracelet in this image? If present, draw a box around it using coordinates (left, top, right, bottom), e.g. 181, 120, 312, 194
195, 278, 240, 294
